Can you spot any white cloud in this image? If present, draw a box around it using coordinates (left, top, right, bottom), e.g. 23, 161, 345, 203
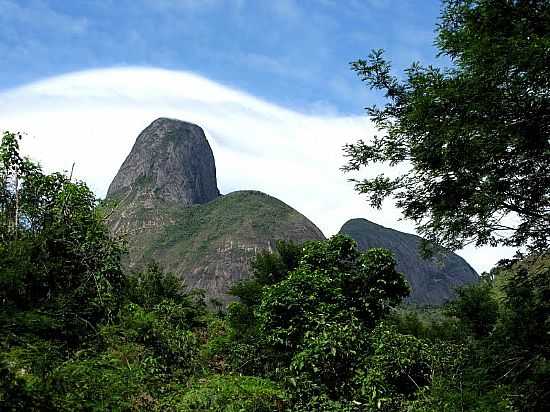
0, 67, 515, 273
269, 0, 301, 20
0, 0, 88, 34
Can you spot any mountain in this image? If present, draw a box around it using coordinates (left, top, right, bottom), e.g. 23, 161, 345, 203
107, 118, 325, 302
107, 117, 219, 206
108, 118, 478, 305
339, 218, 478, 305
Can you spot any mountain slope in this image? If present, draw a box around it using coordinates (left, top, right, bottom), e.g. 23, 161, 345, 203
110, 190, 325, 300
340, 218, 478, 305
107, 118, 325, 301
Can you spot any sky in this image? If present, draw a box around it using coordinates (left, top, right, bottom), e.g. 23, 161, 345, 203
0, 0, 516, 273
1, 0, 444, 113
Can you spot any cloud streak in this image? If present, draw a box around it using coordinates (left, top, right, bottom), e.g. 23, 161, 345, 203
0, 67, 515, 273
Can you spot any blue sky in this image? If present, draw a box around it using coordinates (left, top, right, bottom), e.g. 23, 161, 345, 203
2, 0, 443, 114
0, 0, 517, 272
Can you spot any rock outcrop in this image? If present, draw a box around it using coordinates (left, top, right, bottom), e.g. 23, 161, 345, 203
107, 118, 219, 206
339, 218, 478, 305
107, 118, 325, 302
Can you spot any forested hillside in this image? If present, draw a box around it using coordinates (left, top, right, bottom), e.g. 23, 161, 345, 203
0, 131, 548, 411
1, 0, 549, 410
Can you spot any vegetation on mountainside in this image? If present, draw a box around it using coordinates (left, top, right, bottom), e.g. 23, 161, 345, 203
108, 188, 324, 301
1, 1, 549, 411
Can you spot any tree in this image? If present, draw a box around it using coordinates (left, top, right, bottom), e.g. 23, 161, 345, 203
226, 239, 303, 338
256, 235, 409, 406
343, 0, 550, 254
496, 254, 550, 411
257, 235, 409, 353
446, 277, 499, 338
0, 131, 125, 333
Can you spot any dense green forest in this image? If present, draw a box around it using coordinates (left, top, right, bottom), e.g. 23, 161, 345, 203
2, 0, 549, 410
0, 129, 548, 411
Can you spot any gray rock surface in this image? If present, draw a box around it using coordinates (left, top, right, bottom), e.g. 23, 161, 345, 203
107, 118, 219, 205
340, 218, 478, 305
106, 118, 325, 303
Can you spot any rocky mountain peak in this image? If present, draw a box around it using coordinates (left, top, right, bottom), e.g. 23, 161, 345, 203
340, 218, 478, 305
107, 117, 219, 205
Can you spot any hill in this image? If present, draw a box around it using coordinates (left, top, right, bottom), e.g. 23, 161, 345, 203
340, 218, 478, 305
107, 118, 324, 301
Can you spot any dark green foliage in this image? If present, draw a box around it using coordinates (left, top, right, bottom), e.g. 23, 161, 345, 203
344, 0, 550, 254
398, 255, 550, 412
229, 239, 302, 304
226, 239, 303, 339
446, 277, 499, 337
161, 375, 286, 411
389, 307, 464, 342
252, 239, 302, 286
0, 358, 54, 411
356, 325, 433, 411
500, 255, 550, 352
258, 236, 409, 350
493, 255, 550, 411
286, 314, 370, 403
48, 351, 154, 411
0, 131, 125, 334
126, 262, 184, 308
256, 235, 410, 406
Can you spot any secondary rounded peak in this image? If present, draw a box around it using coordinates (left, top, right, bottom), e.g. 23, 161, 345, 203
339, 217, 478, 305
342, 218, 386, 229
220, 189, 289, 201
107, 117, 220, 206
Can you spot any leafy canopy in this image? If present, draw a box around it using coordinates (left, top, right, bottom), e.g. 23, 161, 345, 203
343, 0, 550, 254
0, 131, 125, 327
255, 235, 410, 406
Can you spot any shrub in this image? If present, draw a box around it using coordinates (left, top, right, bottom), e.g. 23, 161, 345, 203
161, 375, 286, 411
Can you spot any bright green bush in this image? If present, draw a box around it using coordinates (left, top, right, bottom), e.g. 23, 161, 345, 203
161, 375, 286, 411
49, 351, 155, 411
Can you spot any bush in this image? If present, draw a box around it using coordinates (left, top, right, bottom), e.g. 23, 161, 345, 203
256, 235, 409, 406
355, 325, 433, 411
161, 375, 286, 411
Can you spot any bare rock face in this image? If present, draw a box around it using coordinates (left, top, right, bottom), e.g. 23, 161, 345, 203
107, 118, 219, 205
340, 218, 478, 305
106, 118, 325, 303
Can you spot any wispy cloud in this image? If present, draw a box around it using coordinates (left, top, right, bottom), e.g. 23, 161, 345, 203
0, 68, 514, 273
268, 0, 301, 20
0, 0, 88, 34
